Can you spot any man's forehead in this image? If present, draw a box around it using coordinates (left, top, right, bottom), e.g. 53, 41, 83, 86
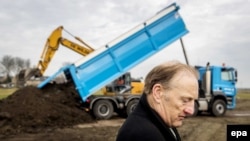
173, 70, 197, 81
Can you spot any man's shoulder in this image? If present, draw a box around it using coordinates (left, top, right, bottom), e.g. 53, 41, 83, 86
125, 114, 153, 127
117, 115, 164, 141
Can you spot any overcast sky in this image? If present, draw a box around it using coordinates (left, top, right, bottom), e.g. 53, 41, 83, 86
0, 0, 249, 88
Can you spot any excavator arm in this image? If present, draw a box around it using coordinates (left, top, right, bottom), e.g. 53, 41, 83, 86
16, 26, 94, 87
37, 26, 94, 75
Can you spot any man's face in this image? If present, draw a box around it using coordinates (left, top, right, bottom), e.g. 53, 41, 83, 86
158, 72, 198, 127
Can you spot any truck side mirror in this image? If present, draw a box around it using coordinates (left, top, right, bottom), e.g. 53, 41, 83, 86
235, 70, 238, 82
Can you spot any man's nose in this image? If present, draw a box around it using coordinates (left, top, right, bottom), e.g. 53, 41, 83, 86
184, 102, 194, 116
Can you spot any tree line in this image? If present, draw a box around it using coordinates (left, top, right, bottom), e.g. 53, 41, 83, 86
0, 55, 31, 83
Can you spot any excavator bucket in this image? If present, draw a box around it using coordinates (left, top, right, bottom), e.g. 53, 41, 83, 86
16, 68, 41, 87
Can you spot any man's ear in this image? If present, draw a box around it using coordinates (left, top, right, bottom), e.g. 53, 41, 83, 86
151, 84, 163, 104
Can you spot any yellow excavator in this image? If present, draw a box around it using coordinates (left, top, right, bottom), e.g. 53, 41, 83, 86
16, 26, 95, 87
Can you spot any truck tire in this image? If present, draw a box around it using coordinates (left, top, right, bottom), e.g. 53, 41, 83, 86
211, 99, 226, 117
93, 100, 114, 119
126, 99, 139, 116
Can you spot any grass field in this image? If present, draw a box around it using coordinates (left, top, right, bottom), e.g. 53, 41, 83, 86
236, 92, 250, 99
0, 88, 17, 99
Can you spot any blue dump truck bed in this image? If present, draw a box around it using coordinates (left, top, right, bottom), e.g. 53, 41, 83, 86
38, 3, 188, 102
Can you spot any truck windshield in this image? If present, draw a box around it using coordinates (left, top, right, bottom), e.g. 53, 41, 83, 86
221, 69, 234, 81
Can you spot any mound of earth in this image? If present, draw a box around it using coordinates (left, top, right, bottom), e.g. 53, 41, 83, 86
0, 83, 96, 135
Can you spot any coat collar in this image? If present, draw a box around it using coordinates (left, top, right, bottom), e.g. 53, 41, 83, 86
139, 93, 181, 141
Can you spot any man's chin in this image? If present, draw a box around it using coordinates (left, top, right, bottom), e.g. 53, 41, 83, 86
173, 121, 183, 128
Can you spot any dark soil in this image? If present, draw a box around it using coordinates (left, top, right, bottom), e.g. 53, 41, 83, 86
0, 83, 96, 135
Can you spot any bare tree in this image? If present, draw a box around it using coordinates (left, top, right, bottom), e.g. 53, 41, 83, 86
0, 55, 31, 77
13, 57, 31, 75
1, 55, 14, 77
25, 59, 31, 68
0, 62, 7, 83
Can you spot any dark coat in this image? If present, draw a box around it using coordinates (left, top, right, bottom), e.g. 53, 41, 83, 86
116, 93, 181, 141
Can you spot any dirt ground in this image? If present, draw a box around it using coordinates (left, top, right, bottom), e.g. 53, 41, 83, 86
0, 84, 249, 141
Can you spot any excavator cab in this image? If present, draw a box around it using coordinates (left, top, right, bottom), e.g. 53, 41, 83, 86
105, 73, 132, 95
104, 72, 143, 95
106, 73, 132, 95
114, 73, 131, 93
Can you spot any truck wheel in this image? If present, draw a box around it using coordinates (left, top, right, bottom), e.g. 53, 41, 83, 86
93, 100, 114, 119
126, 99, 139, 116
212, 99, 226, 117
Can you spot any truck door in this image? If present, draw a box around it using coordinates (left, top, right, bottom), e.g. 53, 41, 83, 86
213, 67, 237, 109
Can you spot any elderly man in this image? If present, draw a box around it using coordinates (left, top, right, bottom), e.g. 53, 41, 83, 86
116, 61, 199, 141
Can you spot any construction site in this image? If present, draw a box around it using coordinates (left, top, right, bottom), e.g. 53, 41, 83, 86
0, 2, 249, 141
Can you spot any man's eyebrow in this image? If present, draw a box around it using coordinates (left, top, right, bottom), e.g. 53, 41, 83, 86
181, 96, 195, 101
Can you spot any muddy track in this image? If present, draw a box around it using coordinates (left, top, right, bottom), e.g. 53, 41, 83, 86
178, 113, 250, 141
1, 115, 249, 141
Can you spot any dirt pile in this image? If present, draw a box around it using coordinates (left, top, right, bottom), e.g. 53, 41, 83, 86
0, 83, 96, 135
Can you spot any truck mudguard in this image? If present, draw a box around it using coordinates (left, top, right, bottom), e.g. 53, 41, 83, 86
38, 3, 188, 102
